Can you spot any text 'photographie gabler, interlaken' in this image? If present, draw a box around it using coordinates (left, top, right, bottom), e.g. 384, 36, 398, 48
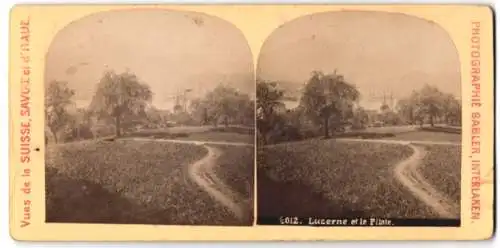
8, 6, 490, 237
469, 20, 484, 222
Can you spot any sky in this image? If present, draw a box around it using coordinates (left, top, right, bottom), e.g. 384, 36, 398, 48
257, 11, 461, 111
45, 9, 255, 111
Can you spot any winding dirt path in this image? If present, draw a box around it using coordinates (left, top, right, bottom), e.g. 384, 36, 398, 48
188, 145, 249, 221
126, 137, 251, 221
393, 144, 459, 218
337, 138, 460, 218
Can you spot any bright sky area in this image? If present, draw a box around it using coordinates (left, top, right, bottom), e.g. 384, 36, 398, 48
45, 10, 461, 112
257, 11, 461, 111
45, 9, 255, 111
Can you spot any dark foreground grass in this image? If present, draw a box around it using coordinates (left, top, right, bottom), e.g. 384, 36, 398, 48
45, 140, 244, 225
417, 144, 461, 207
258, 140, 438, 219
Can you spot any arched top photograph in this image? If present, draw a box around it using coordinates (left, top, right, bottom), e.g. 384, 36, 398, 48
44, 9, 255, 227
256, 10, 463, 227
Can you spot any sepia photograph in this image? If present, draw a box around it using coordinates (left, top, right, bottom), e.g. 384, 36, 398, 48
8, 4, 495, 241
44, 9, 255, 226
256, 11, 462, 226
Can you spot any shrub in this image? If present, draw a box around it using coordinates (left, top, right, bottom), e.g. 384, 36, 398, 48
210, 126, 254, 135
124, 130, 190, 139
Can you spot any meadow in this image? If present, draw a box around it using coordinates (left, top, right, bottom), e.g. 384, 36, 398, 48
45, 139, 243, 225
257, 139, 439, 219
417, 144, 461, 207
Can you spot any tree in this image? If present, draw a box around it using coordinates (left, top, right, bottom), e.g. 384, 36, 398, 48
352, 107, 369, 129
284, 106, 305, 129
300, 71, 360, 138
237, 96, 255, 126
64, 108, 94, 142
256, 81, 285, 144
146, 106, 169, 128
45, 80, 75, 143
89, 70, 152, 137
396, 97, 415, 125
417, 84, 445, 126
396, 85, 460, 127
189, 98, 206, 125
379, 110, 402, 126
442, 93, 461, 126
192, 84, 253, 127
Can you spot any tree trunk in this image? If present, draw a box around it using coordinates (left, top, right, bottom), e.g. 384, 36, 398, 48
324, 116, 330, 138
429, 115, 434, 127
115, 115, 122, 137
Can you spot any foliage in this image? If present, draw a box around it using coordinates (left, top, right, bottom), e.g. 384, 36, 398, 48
417, 84, 445, 126
62, 124, 94, 142
190, 98, 211, 125
45, 80, 75, 143
379, 110, 402, 126
396, 85, 461, 127
145, 107, 170, 128
60, 108, 95, 142
351, 107, 369, 130
89, 70, 153, 137
300, 71, 360, 138
395, 97, 415, 124
190, 84, 254, 127
441, 93, 462, 126
171, 111, 197, 126
256, 81, 286, 144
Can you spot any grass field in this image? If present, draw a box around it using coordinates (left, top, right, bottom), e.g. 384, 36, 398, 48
384, 131, 461, 142
45, 140, 242, 225
417, 144, 461, 206
212, 145, 254, 199
211, 144, 254, 221
258, 139, 438, 219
